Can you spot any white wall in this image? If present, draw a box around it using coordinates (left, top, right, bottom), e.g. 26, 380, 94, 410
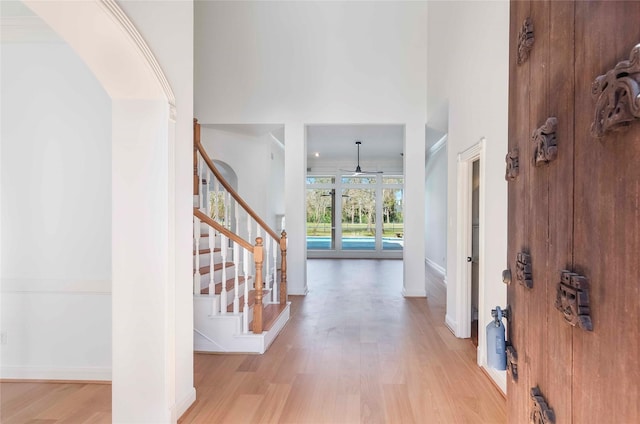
116, 0, 195, 418
425, 139, 448, 274
266, 135, 285, 233
201, 128, 268, 217
201, 127, 285, 235
0, 43, 112, 379
195, 1, 428, 296
427, 1, 509, 392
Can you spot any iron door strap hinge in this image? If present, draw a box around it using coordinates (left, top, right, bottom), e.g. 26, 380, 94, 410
555, 270, 593, 331
591, 44, 640, 138
530, 387, 555, 424
516, 252, 533, 289
533, 117, 558, 166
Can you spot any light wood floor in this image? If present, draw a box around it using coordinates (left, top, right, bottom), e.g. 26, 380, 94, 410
1, 259, 506, 423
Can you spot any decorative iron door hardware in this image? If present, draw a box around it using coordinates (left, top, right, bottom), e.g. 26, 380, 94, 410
516, 252, 533, 288
555, 270, 593, 331
533, 117, 558, 166
591, 44, 640, 138
505, 148, 519, 181
502, 269, 512, 285
517, 17, 534, 65
506, 344, 518, 382
491, 305, 511, 321
530, 387, 555, 424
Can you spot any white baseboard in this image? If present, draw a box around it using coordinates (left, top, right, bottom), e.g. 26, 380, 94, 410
481, 365, 507, 395
445, 313, 457, 335
401, 287, 427, 297
0, 365, 111, 381
175, 387, 197, 421
425, 257, 446, 280
288, 287, 308, 296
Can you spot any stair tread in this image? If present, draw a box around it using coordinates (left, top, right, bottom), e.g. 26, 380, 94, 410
193, 248, 221, 255
200, 275, 250, 295
196, 262, 234, 275
228, 289, 271, 312
250, 303, 288, 332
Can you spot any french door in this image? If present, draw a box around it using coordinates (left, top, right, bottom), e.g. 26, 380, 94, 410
306, 174, 403, 257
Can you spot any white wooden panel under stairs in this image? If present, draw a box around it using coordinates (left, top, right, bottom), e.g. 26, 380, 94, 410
192, 213, 289, 354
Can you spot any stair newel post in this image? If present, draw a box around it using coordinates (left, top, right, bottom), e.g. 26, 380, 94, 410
264, 236, 271, 301
208, 226, 215, 300
253, 237, 264, 334
272, 237, 278, 303
242, 248, 250, 334
233, 241, 239, 314
279, 231, 287, 305
193, 217, 201, 295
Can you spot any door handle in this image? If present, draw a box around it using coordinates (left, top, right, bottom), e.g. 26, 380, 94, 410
467, 256, 472, 262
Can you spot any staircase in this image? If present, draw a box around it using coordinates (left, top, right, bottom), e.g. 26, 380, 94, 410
193, 119, 290, 353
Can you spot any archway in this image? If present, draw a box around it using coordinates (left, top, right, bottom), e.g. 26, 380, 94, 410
21, 1, 179, 421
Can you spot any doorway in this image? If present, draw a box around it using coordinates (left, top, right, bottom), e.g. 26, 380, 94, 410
305, 124, 404, 259
305, 174, 404, 256
470, 159, 480, 347
454, 139, 485, 341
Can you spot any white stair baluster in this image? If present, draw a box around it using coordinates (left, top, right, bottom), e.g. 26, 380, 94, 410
205, 170, 211, 216
264, 236, 270, 301
234, 201, 239, 238
220, 234, 228, 314
198, 156, 205, 210
242, 249, 250, 333
225, 191, 231, 230
247, 214, 252, 251
209, 226, 217, 315
193, 217, 201, 295
213, 179, 220, 223
272, 237, 278, 303
233, 242, 239, 314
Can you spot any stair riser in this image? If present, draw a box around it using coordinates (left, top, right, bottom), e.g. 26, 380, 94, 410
193, 252, 224, 268
193, 236, 219, 251
199, 266, 243, 287
200, 282, 246, 306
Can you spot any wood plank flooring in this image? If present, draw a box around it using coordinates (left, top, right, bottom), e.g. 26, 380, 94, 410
1, 259, 506, 423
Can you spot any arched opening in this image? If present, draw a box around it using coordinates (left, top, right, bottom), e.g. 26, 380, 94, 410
2, 1, 182, 421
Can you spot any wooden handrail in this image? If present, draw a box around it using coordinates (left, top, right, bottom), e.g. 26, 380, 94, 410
194, 208, 253, 252
194, 124, 280, 242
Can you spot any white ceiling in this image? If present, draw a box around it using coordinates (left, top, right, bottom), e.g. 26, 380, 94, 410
306, 124, 404, 164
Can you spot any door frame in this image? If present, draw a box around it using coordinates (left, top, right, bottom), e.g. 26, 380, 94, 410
455, 138, 486, 339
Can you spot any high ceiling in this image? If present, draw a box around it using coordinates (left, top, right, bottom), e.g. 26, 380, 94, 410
306, 124, 404, 165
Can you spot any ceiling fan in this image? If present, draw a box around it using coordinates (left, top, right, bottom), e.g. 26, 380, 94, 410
340, 141, 383, 176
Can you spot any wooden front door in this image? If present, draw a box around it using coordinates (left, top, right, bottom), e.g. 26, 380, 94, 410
507, 1, 640, 422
